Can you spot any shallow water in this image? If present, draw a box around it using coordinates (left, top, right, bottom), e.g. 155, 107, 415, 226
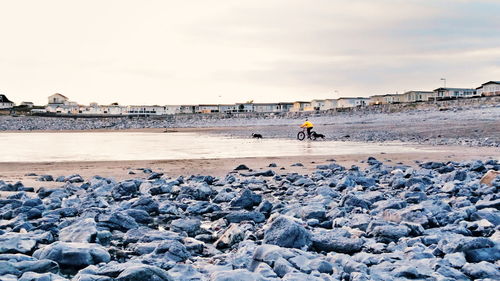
0, 132, 429, 162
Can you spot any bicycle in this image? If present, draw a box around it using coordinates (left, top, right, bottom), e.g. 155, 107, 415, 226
297, 127, 317, 141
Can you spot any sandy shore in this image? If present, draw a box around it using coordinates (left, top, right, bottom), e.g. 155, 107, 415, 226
1, 144, 498, 191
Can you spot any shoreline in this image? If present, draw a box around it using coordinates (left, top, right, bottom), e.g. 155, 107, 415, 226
1, 146, 498, 190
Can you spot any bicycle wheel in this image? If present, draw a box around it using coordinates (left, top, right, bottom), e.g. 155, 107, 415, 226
297, 131, 306, 141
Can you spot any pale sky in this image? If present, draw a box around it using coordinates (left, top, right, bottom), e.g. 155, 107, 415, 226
0, 0, 499, 106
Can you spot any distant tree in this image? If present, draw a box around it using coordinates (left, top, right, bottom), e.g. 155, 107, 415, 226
111, 102, 119, 106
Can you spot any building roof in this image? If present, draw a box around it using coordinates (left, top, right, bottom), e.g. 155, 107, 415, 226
338, 97, 370, 100
50, 93, 68, 99
402, 91, 433, 94
433, 87, 475, 91
480, 81, 500, 86
0, 94, 13, 103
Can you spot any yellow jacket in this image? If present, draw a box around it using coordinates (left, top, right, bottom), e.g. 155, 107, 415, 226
300, 121, 314, 128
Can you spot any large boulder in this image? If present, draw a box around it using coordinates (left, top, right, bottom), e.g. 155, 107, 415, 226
33, 242, 110, 269
230, 189, 262, 210
58, 218, 97, 243
263, 216, 311, 249
311, 230, 364, 254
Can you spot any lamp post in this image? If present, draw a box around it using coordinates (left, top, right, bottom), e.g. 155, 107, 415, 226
440, 78, 446, 88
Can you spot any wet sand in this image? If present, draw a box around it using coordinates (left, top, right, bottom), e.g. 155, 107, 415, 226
1, 145, 498, 191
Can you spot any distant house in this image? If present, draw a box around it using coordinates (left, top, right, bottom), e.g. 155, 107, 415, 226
253, 103, 281, 113
476, 81, 500, 96
235, 103, 254, 112
195, 104, 219, 114
432, 88, 477, 100
165, 105, 182, 115
0, 94, 14, 109
20, 101, 34, 108
291, 101, 312, 112
48, 93, 69, 105
127, 105, 166, 116
369, 94, 389, 105
310, 99, 326, 111
399, 91, 434, 103
219, 104, 239, 113
337, 97, 369, 108
179, 105, 196, 114
324, 99, 338, 110
277, 102, 294, 112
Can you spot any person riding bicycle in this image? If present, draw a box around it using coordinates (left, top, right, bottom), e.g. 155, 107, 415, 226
300, 119, 314, 139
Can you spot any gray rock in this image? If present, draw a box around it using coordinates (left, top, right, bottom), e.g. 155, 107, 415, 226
18, 272, 68, 281
225, 211, 265, 223
462, 261, 500, 279
115, 264, 173, 281
230, 189, 262, 210
210, 269, 262, 281
311, 230, 364, 254
263, 216, 311, 249
33, 242, 110, 269
58, 218, 97, 243
170, 219, 201, 236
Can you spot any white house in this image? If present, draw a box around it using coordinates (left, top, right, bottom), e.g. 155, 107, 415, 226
0, 94, 14, 109
164, 105, 181, 115
127, 105, 167, 116
235, 103, 254, 112
253, 103, 281, 113
195, 104, 219, 114
219, 104, 239, 113
432, 88, 477, 100
179, 105, 196, 114
291, 101, 312, 112
399, 91, 434, 103
48, 93, 69, 105
310, 100, 326, 111
20, 101, 34, 108
324, 99, 338, 110
337, 97, 369, 108
476, 81, 500, 96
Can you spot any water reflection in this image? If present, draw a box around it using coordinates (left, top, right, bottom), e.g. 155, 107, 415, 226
0, 132, 427, 163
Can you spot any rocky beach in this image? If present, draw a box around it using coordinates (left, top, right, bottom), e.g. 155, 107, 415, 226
0, 156, 499, 280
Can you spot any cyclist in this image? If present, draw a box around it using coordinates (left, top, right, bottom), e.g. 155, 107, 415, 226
300, 119, 314, 139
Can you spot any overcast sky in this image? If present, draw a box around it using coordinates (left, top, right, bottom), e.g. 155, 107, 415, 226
0, 0, 499, 105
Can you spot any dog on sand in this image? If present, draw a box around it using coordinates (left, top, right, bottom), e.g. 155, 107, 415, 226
252, 133, 263, 139
312, 132, 325, 139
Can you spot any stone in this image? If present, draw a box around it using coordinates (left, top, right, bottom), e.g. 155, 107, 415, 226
33, 242, 110, 269
210, 269, 262, 281
230, 189, 262, 210
0, 233, 37, 254
462, 261, 500, 279
114, 264, 173, 281
170, 219, 201, 236
58, 218, 97, 243
153, 240, 190, 262
18, 272, 68, 281
311, 230, 364, 254
97, 211, 138, 231
234, 164, 250, 170
263, 216, 311, 249
225, 211, 265, 223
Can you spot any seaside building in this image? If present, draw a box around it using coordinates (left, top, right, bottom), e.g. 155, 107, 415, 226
180, 105, 196, 114
369, 94, 390, 105
48, 93, 69, 105
399, 91, 434, 103
310, 99, 326, 111
20, 101, 34, 108
195, 104, 220, 114
291, 101, 313, 112
253, 103, 281, 113
235, 103, 254, 112
324, 99, 338, 110
432, 87, 477, 100
277, 102, 294, 112
219, 104, 239, 113
337, 97, 369, 108
0, 94, 14, 109
476, 81, 500, 96
127, 105, 167, 116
